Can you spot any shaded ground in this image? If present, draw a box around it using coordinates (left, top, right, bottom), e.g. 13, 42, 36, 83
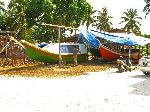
129, 74, 150, 96
0, 60, 114, 78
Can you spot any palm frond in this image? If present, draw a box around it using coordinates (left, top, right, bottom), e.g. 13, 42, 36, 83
120, 8, 142, 33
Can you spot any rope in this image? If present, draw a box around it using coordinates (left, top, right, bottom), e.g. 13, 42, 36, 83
0, 38, 13, 54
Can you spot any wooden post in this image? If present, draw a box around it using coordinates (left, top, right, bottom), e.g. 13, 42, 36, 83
42, 24, 78, 67
58, 27, 62, 68
129, 46, 131, 60
146, 44, 148, 56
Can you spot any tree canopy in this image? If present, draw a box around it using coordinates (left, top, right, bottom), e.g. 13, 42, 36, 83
0, 0, 93, 42
0, 1, 7, 30
120, 8, 142, 34
94, 7, 113, 32
143, 0, 150, 16
0, 0, 149, 41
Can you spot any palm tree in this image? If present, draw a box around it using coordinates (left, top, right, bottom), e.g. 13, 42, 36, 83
120, 8, 142, 34
0, 1, 5, 13
81, 5, 96, 30
84, 10, 97, 30
94, 7, 113, 32
143, 0, 150, 16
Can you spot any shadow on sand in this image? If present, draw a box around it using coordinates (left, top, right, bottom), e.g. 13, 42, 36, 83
129, 74, 150, 96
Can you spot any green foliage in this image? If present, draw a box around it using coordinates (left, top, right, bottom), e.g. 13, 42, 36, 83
82, 9, 96, 30
0, 1, 6, 30
136, 33, 150, 38
143, 0, 150, 16
0, 0, 93, 42
31, 25, 58, 43
0, 1, 5, 13
120, 8, 142, 34
51, 0, 93, 27
6, 0, 27, 39
25, 0, 54, 28
0, 14, 7, 30
94, 7, 113, 32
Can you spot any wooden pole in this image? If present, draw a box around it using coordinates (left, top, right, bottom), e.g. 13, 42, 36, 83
146, 44, 148, 56
42, 23, 78, 67
58, 28, 62, 68
127, 46, 132, 65
129, 46, 131, 60
43, 23, 78, 30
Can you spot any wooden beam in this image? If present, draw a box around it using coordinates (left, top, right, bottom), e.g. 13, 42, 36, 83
0, 31, 16, 34
42, 23, 78, 30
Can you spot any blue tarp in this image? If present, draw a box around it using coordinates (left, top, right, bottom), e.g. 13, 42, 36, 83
90, 30, 150, 46
78, 28, 101, 48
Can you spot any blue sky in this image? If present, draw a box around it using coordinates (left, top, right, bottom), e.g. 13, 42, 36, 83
2, 0, 150, 34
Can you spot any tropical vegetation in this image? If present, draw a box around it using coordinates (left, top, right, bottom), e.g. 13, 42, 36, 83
143, 0, 150, 16
94, 7, 113, 32
0, 0, 150, 43
0, 1, 7, 31
0, 0, 94, 42
120, 8, 142, 34
81, 9, 97, 30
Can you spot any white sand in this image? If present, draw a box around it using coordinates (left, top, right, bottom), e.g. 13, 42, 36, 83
0, 69, 150, 112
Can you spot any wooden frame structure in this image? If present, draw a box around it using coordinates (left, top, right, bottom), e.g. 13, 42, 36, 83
0, 25, 79, 67
0, 31, 26, 67
43, 24, 78, 67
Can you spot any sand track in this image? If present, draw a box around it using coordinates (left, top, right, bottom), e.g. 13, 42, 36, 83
0, 69, 150, 112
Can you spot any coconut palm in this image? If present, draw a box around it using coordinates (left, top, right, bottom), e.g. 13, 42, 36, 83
94, 7, 113, 32
81, 5, 96, 30
143, 0, 150, 16
0, 1, 5, 13
120, 8, 142, 34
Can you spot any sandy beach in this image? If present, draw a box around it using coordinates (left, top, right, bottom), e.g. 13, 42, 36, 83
0, 69, 150, 112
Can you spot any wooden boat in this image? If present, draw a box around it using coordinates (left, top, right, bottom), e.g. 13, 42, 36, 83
79, 28, 101, 59
88, 30, 147, 62
99, 45, 142, 61
20, 40, 87, 63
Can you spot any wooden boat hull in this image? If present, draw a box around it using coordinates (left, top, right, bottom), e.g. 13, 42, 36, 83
99, 46, 142, 61
21, 40, 87, 63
